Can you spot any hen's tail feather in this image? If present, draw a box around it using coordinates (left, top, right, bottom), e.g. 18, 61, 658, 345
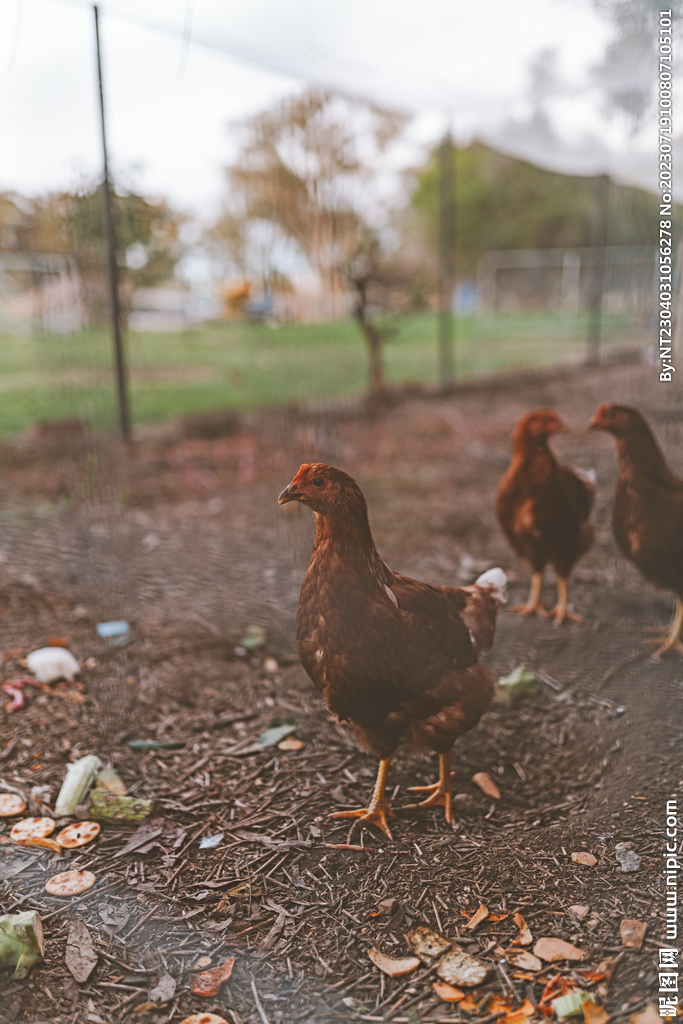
473, 567, 508, 605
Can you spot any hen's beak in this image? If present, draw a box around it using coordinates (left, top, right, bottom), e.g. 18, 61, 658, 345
278, 483, 299, 504
588, 412, 603, 431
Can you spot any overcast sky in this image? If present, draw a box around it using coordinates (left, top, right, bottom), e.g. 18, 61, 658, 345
0, 0, 674, 218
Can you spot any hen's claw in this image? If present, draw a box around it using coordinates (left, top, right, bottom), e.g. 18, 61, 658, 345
647, 636, 683, 660
512, 572, 547, 618
550, 606, 582, 625
512, 601, 548, 618
330, 803, 393, 840
330, 756, 393, 839
406, 753, 455, 825
549, 577, 582, 626
646, 597, 683, 659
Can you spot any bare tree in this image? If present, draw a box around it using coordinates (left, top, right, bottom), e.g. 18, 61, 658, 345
224, 89, 409, 317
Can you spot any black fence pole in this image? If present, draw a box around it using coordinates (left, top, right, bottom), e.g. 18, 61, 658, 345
587, 173, 610, 367
94, 5, 131, 439
438, 131, 455, 387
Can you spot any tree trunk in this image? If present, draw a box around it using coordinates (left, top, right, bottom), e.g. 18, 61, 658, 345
351, 276, 387, 397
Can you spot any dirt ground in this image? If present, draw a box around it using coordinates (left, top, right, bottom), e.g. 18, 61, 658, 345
0, 356, 681, 1023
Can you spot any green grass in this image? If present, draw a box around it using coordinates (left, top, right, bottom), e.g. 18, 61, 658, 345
0, 311, 644, 439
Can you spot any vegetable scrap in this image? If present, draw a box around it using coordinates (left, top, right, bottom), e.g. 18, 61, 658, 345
582, 1001, 610, 1024
14, 836, 62, 853
472, 771, 501, 799
277, 736, 304, 750
512, 911, 532, 945
239, 625, 266, 650
407, 925, 489, 987
432, 981, 465, 1002
464, 903, 489, 930
94, 768, 127, 795
571, 851, 597, 866
89, 789, 153, 824
54, 754, 102, 816
257, 719, 299, 746
0, 911, 44, 979
504, 948, 542, 971
533, 936, 586, 962
620, 918, 647, 948
189, 957, 236, 997
495, 665, 537, 703
367, 949, 420, 977
552, 990, 597, 1018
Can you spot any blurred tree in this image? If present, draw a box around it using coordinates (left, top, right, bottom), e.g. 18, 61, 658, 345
204, 206, 249, 278
0, 192, 32, 251
16, 180, 187, 324
590, 0, 683, 129
25, 182, 182, 272
410, 140, 667, 277
221, 88, 409, 311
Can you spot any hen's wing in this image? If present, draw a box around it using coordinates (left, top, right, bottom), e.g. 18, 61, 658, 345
497, 454, 594, 576
353, 663, 497, 759
495, 461, 547, 567
340, 572, 501, 758
557, 463, 595, 523
296, 563, 476, 732
613, 473, 683, 596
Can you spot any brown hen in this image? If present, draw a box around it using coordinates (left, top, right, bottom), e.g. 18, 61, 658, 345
590, 402, 683, 657
279, 463, 506, 838
495, 409, 594, 625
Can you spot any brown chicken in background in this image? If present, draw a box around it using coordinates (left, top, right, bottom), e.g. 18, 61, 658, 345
279, 463, 506, 838
590, 402, 683, 657
495, 409, 595, 625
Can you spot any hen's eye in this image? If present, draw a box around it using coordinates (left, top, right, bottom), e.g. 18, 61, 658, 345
312, 477, 325, 487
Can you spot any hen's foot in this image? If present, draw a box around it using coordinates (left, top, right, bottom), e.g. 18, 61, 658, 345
330, 802, 393, 840
407, 779, 454, 825
647, 598, 683, 659
512, 572, 546, 617
549, 577, 581, 626
512, 601, 548, 618
646, 635, 683, 660
330, 757, 393, 839
549, 605, 582, 626
406, 753, 455, 826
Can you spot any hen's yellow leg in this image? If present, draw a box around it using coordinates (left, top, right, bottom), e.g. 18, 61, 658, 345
512, 572, 547, 617
330, 757, 393, 839
407, 751, 455, 825
550, 577, 582, 625
648, 596, 683, 658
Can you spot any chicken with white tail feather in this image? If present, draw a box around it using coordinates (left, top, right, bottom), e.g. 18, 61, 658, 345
279, 463, 507, 839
